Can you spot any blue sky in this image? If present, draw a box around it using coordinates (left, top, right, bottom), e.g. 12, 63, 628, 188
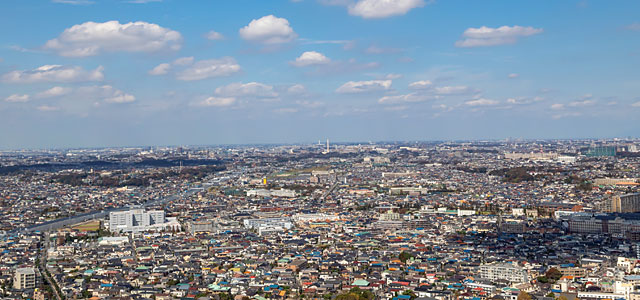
1, 0, 639, 149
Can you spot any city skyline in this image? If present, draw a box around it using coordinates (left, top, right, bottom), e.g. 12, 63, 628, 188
1, 0, 640, 149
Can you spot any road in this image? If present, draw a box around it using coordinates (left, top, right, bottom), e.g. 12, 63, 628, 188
38, 239, 62, 300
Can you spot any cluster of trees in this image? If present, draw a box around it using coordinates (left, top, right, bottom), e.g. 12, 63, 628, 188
334, 287, 375, 300
537, 267, 563, 283
51, 165, 226, 187
489, 167, 535, 183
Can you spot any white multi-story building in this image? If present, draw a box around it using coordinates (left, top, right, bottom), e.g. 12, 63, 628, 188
243, 218, 293, 235
13, 267, 36, 290
478, 262, 528, 283
109, 209, 170, 233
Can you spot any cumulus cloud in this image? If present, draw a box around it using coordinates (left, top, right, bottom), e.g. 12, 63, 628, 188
348, 0, 426, 19
632, 101, 640, 107
194, 97, 236, 107
290, 51, 331, 67
508, 73, 519, 79
205, 30, 224, 40
434, 85, 471, 95
2, 65, 104, 83
175, 57, 241, 81
148, 57, 195, 76
336, 80, 392, 93
408, 80, 432, 90
552, 112, 582, 119
455, 25, 543, 47
378, 93, 432, 104
36, 86, 72, 98
239, 15, 297, 44
550, 103, 564, 110
44, 20, 182, 57
173, 57, 194, 66
506, 96, 543, 105
465, 98, 498, 106
148, 63, 171, 75
77, 85, 135, 103
214, 82, 278, 98
5, 94, 30, 103
287, 84, 307, 94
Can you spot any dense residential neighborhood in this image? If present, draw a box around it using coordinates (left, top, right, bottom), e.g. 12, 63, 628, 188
1, 140, 640, 300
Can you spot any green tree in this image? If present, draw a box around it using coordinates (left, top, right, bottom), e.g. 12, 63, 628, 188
545, 267, 562, 282
399, 251, 413, 263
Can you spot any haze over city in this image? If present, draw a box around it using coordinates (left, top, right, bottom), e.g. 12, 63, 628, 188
1, 0, 640, 149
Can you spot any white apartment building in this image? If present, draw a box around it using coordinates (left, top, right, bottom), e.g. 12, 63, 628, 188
109, 209, 167, 233
478, 262, 528, 283
13, 267, 36, 290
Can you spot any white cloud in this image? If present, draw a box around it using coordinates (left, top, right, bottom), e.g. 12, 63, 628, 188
239, 15, 297, 44
348, 0, 426, 19
105, 92, 135, 103
195, 97, 236, 107
632, 101, 640, 107
149, 57, 193, 76
77, 85, 135, 103
508, 73, 519, 79
287, 84, 307, 94
336, 80, 391, 93
176, 57, 241, 81
205, 30, 224, 40
552, 112, 582, 119
408, 80, 432, 90
455, 25, 543, 48
506, 96, 543, 105
550, 103, 564, 110
36, 86, 72, 98
290, 51, 331, 67
44, 20, 182, 57
215, 82, 278, 98
385, 73, 402, 79
36, 105, 60, 112
5, 94, 30, 103
148, 63, 171, 75
173, 57, 194, 66
465, 98, 498, 106
378, 92, 431, 104
568, 99, 595, 107
434, 85, 471, 95
2, 65, 104, 83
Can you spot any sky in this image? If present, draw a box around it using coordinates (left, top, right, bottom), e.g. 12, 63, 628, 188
1, 0, 639, 149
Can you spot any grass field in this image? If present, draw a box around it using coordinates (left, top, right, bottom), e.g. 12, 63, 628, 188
71, 220, 101, 232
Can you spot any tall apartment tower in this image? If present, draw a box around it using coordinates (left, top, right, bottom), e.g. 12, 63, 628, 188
13, 267, 36, 290
610, 193, 640, 213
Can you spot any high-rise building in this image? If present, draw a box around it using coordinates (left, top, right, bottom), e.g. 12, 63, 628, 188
109, 209, 166, 232
13, 267, 36, 290
610, 193, 640, 213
